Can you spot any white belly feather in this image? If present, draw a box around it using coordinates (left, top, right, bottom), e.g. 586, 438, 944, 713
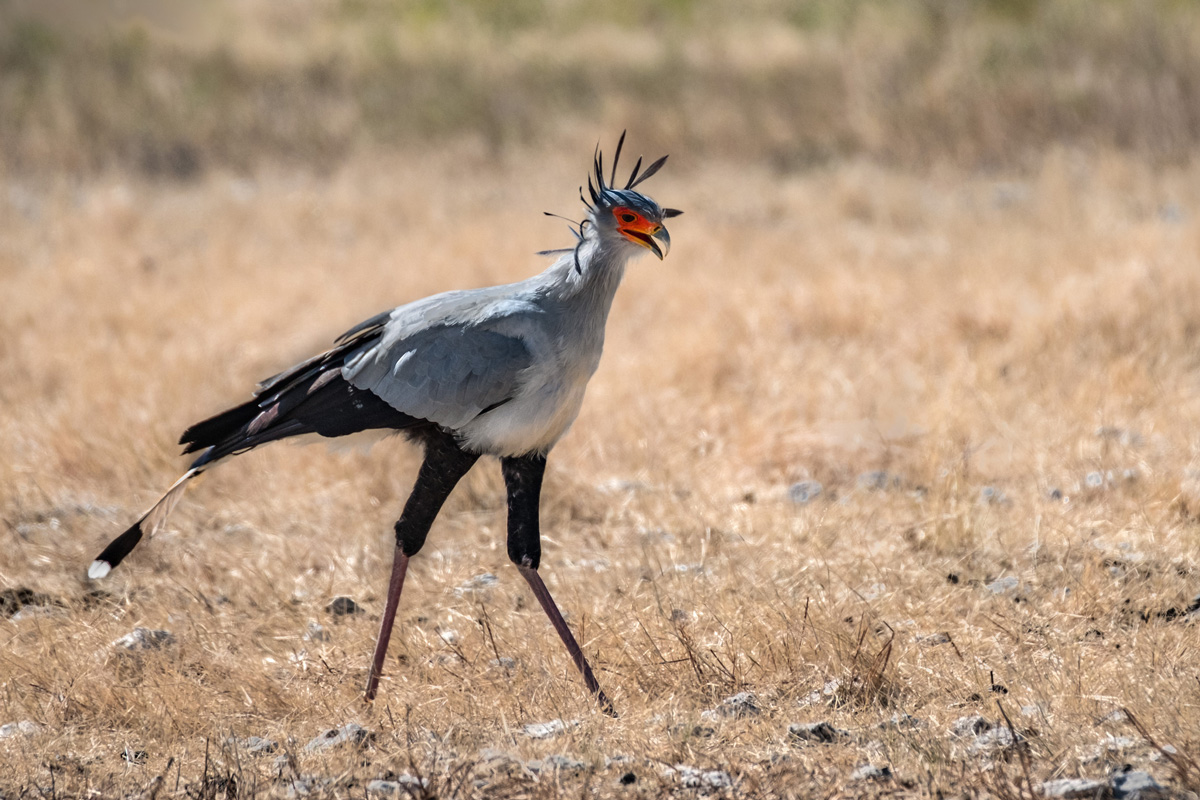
458, 333, 599, 456
459, 376, 588, 456
457, 305, 606, 457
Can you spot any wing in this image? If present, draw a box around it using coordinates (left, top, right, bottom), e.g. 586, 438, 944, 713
179, 313, 409, 458
252, 311, 390, 400
343, 322, 532, 430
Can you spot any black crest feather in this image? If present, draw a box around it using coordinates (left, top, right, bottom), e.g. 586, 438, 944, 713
580, 131, 671, 212
628, 154, 669, 189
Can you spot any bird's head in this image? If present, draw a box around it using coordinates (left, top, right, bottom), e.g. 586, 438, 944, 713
582, 133, 681, 260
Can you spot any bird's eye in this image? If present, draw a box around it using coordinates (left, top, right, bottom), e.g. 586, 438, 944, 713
619, 212, 637, 224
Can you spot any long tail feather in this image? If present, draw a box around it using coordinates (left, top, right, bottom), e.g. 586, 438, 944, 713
88, 468, 203, 579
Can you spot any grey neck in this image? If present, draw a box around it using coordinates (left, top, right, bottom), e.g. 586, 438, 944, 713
546, 236, 629, 316
531, 234, 632, 362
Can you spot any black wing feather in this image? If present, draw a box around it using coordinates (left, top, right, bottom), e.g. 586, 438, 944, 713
180, 317, 422, 461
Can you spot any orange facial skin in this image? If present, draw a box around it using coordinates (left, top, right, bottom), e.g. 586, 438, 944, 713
612, 206, 670, 259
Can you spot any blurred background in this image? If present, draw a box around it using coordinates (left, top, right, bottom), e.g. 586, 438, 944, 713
3, 0, 1199, 177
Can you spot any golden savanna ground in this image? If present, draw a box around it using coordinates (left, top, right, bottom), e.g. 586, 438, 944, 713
3, 2, 1200, 798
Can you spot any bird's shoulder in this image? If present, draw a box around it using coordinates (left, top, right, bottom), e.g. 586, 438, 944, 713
370, 279, 553, 343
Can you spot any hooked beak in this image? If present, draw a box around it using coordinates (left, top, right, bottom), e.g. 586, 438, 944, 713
650, 225, 670, 259
621, 222, 671, 260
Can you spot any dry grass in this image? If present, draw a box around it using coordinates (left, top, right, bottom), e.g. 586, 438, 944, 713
3, 1, 1200, 796
4, 0, 1200, 175
2, 143, 1200, 797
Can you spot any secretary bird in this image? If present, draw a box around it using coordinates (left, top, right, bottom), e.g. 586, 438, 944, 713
89, 134, 679, 714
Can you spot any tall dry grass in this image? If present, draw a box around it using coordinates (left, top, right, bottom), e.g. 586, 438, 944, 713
2, 144, 1199, 796
3, 0, 1200, 175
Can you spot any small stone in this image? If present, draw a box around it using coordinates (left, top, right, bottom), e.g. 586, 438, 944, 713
850, 764, 893, 781
304, 621, 330, 642
979, 486, 1009, 505
226, 736, 278, 755
788, 722, 846, 743
798, 678, 842, 707
1111, 770, 1166, 799
986, 576, 1020, 595
367, 776, 428, 794
1085, 472, 1106, 490
284, 776, 332, 799
788, 481, 823, 505
303, 723, 373, 753
670, 723, 716, 739
527, 754, 586, 773
325, 597, 363, 616
0, 721, 40, 739
477, 749, 520, 772
112, 627, 175, 651
916, 632, 952, 646
716, 691, 760, 718
522, 719, 566, 739
879, 714, 922, 731
479, 748, 516, 761
488, 657, 516, 669
1080, 734, 1132, 767
10, 605, 65, 621
546, 754, 586, 771
968, 726, 1022, 755
1038, 778, 1108, 798
455, 573, 499, 596
951, 716, 992, 738
672, 765, 733, 789
857, 471, 898, 491
1149, 745, 1179, 762
1103, 735, 1138, 752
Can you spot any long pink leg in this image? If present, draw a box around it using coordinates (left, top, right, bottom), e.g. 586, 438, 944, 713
363, 430, 478, 702
502, 453, 616, 716
518, 565, 615, 717
364, 547, 409, 701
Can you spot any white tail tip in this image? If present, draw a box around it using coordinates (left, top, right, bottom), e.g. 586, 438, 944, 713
88, 560, 112, 580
